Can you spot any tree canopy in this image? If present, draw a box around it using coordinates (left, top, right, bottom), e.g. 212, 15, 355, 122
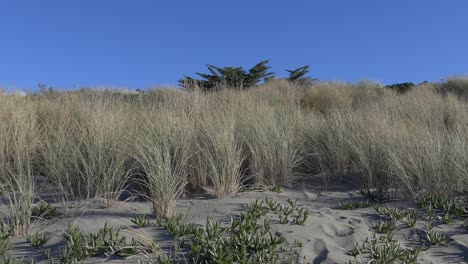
179, 61, 317, 91
179, 60, 274, 91
286, 65, 318, 85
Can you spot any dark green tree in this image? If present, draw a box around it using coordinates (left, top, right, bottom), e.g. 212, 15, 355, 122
286, 65, 309, 82
286, 65, 318, 85
384, 82, 414, 94
179, 60, 274, 91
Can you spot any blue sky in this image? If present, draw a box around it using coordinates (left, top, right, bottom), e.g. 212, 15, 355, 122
1, 0, 467, 90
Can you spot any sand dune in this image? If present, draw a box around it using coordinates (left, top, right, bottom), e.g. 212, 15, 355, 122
3, 179, 468, 263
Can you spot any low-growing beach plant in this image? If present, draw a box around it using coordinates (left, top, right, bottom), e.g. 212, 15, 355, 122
425, 229, 448, 245
31, 202, 58, 221
375, 206, 406, 221
405, 210, 419, 228
271, 184, 282, 193
281, 205, 294, 217
59, 224, 88, 262
372, 220, 396, 234
151, 198, 304, 263
58, 222, 142, 263
155, 214, 198, 237
264, 197, 281, 212
0, 237, 9, 256
2, 256, 37, 264
418, 194, 467, 216
0, 224, 11, 256
286, 198, 297, 208
27, 232, 49, 248
280, 214, 289, 225
131, 214, 151, 228
347, 231, 427, 264
425, 205, 436, 222
341, 200, 370, 210
293, 208, 309, 225
360, 189, 390, 203
440, 213, 454, 225
190, 213, 292, 263
43, 248, 51, 260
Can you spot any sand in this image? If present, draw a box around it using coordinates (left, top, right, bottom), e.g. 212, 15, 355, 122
2, 177, 468, 263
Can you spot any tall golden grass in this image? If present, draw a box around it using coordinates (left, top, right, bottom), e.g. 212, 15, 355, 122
0, 78, 467, 230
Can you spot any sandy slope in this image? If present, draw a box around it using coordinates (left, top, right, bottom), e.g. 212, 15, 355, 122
3, 178, 468, 263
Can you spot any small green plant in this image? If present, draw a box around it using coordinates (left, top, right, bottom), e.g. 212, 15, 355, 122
372, 220, 396, 234
346, 231, 427, 263
418, 194, 467, 216
27, 232, 49, 248
0, 224, 11, 256
31, 202, 58, 220
264, 197, 281, 212
279, 214, 289, 224
2, 256, 36, 264
59, 224, 88, 262
360, 189, 390, 203
341, 200, 370, 210
292, 240, 303, 248
375, 206, 406, 221
440, 213, 454, 225
0, 238, 9, 256
187, 198, 302, 263
281, 205, 294, 216
293, 208, 309, 225
131, 214, 150, 228
43, 248, 52, 259
405, 210, 419, 228
347, 242, 365, 257
271, 184, 282, 193
287, 198, 298, 210
425, 205, 436, 222
426, 230, 448, 245
156, 214, 198, 237
58, 222, 141, 263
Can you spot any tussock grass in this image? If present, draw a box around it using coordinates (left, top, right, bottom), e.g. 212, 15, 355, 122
0, 97, 38, 236
130, 109, 193, 218
0, 79, 467, 230
436, 77, 468, 100
192, 110, 245, 197
37, 96, 133, 205
240, 104, 305, 186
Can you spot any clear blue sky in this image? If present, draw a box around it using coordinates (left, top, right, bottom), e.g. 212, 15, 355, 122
1, 0, 467, 90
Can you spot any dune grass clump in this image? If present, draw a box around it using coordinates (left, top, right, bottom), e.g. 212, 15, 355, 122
0, 78, 467, 241
0, 97, 39, 236
37, 97, 134, 205
191, 109, 245, 197
240, 102, 305, 186
130, 110, 192, 218
436, 77, 468, 100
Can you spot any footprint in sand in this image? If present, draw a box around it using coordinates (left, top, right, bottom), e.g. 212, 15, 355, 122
312, 239, 329, 264
321, 222, 354, 238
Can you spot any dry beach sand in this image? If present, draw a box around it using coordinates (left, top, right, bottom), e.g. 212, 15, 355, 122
3, 177, 468, 264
